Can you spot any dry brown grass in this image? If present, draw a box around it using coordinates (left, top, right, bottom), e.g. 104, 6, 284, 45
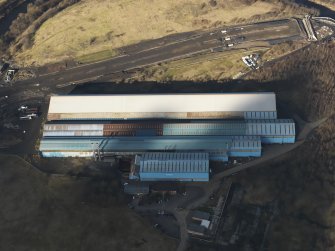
130, 48, 265, 82
16, 0, 296, 65
261, 41, 307, 61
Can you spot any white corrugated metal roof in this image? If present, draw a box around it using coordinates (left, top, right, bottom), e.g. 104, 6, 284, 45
48, 93, 276, 114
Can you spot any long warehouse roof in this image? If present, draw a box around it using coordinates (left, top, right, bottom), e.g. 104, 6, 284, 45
42, 119, 295, 137
47, 93, 277, 114
40, 136, 261, 152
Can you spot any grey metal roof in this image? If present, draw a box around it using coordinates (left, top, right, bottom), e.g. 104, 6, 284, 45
191, 210, 211, 220
124, 183, 149, 195
187, 223, 206, 234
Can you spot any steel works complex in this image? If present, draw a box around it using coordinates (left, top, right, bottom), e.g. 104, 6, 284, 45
39, 93, 295, 182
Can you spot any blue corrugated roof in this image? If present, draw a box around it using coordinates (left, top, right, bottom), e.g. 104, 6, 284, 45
40, 136, 261, 152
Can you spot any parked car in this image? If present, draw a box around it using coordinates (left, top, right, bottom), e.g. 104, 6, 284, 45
4, 69, 15, 83
18, 105, 28, 111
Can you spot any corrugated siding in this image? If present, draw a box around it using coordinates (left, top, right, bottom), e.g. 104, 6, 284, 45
139, 172, 209, 181
230, 136, 262, 150
44, 124, 104, 130
40, 136, 258, 152
43, 130, 104, 137
244, 111, 277, 119
140, 160, 209, 173
162, 122, 246, 136
42, 119, 295, 138
209, 152, 229, 161
245, 119, 295, 136
142, 152, 208, 161
139, 152, 209, 179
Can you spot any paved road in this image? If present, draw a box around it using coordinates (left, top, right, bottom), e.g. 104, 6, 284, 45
2, 18, 305, 90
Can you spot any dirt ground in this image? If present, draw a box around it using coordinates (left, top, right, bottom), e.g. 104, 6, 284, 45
16, 0, 300, 65
0, 154, 177, 251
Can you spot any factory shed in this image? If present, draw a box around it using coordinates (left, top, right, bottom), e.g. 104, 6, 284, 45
42, 119, 295, 144
139, 152, 209, 182
191, 210, 211, 221
124, 183, 149, 195
245, 119, 295, 143
230, 136, 262, 157
47, 93, 277, 121
39, 136, 261, 158
187, 223, 206, 236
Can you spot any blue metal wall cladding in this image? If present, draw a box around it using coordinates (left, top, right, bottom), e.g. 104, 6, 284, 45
261, 136, 295, 144
141, 152, 209, 161
41, 151, 93, 157
209, 152, 229, 161
229, 151, 261, 157
229, 136, 262, 157
244, 111, 277, 119
139, 173, 209, 182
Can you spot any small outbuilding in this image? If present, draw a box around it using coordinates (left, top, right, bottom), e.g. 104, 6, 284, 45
187, 223, 206, 236
191, 210, 211, 221
124, 183, 149, 195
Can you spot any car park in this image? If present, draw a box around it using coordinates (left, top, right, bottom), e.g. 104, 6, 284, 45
18, 105, 39, 120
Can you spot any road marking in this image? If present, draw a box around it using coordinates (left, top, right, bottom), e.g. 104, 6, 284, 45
56, 75, 103, 88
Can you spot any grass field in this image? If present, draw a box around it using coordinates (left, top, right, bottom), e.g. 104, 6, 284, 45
130, 49, 260, 82
0, 154, 177, 251
16, 0, 290, 65
127, 40, 306, 82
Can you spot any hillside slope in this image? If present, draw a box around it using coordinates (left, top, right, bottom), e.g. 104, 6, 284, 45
247, 43, 335, 120
235, 41, 335, 250
14, 0, 316, 65
0, 155, 177, 251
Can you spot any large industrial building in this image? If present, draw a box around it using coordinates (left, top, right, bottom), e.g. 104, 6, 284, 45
39, 93, 296, 182
47, 93, 278, 120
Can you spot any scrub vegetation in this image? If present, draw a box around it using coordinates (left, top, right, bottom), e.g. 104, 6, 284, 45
247, 42, 335, 120
310, 0, 335, 11
0, 154, 177, 251
0, 0, 80, 57
236, 41, 335, 250
181, 41, 335, 251
236, 115, 335, 251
